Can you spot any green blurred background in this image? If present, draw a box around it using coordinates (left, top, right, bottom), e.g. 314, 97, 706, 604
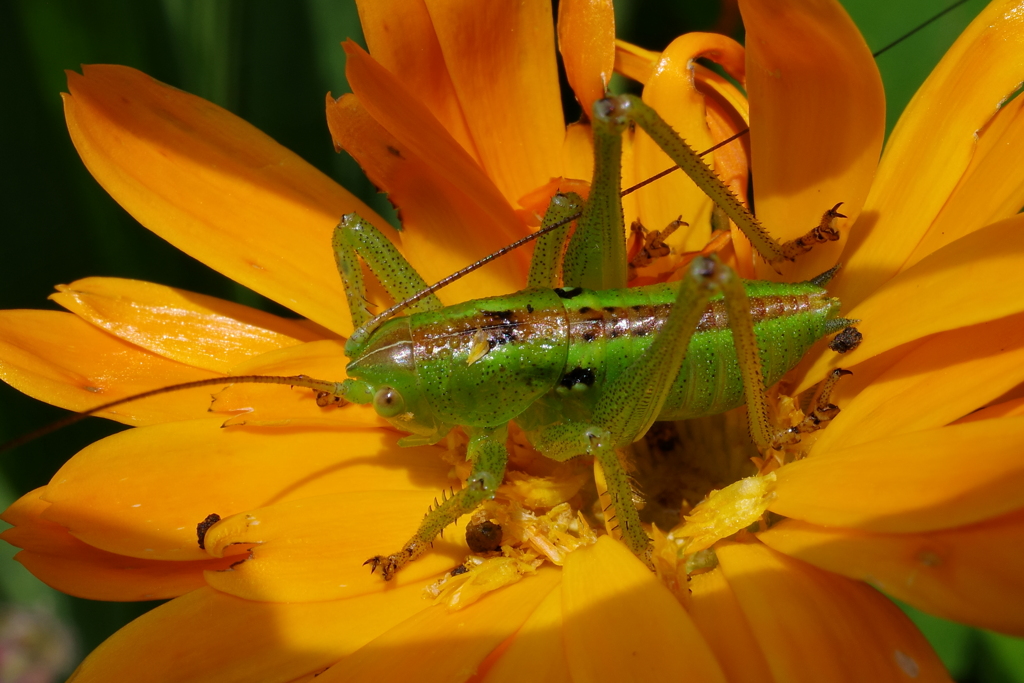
0, 0, 1020, 680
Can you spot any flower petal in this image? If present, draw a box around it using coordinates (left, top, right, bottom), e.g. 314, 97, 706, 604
421, 0, 565, 205
798, 215, 1024, 392
635, 33, 745, 258
614, 40, 659, 84
64, 65, 381, 335
314, 567, 561, 683
772, 415, 1024, 532
811, 312, 1024, 453
326, 90, 527, 303
2, 488, 232, 601
562, 536, 726, 682
688, 568, 774, 683
356, 0, 478, 159
50, 278, 322, 373
476, 586, 572, 683
717, 540, 948, 682
907, 94, 1024, 269
0, 310, 218, 426
741, 0, 885, 281
760, 512, 1024, 636
201, 491, 472, 602
342, 39, 530, 239
957, 396, 1024, 423
558, 0, 615, 119
68, 584, 429, 683
834, 0, 1024, 308
41, 419, 455, 560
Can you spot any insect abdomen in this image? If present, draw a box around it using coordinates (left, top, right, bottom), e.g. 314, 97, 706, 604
548, 279, 841, 421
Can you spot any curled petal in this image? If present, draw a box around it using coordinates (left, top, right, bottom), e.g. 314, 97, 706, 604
741, 0, 885, 282
41, 420, 456, 560
558, 0, 616, 118
0, 310, 218, 426
835, 0, 1024, 308
64, 65, 383, 336
562, 537, 726, 682
51, 278, 321, 373
772, 415, 1024, 533
68, 585, 429, 683
2, 489, 231, 601
614, 40, 660, 85
760, 512, 1024, 636
717, 540, 948, 682
636, 33, 746, 258
315, 568, 561, 683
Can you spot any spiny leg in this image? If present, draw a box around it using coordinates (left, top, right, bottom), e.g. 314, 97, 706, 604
561, 100, 630, 291
703, 267, 856, 452
333, 214, 444, 350
529, 422, 653, 568
608, 94, 842, 266
527, 256, 728, 566
527, 192, 584, 289
365, 426, 509, 581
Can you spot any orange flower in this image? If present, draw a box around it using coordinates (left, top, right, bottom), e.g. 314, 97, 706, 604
2, 0, 1023, 681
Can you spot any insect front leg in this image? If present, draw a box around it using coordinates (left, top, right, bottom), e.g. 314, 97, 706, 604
333, 213, 444, 350
365, 425, 509, 581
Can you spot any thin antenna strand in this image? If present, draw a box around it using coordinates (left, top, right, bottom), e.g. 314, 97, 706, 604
0, 374, 342, 453
872, 0, 971, 57
620, 128, 749, 197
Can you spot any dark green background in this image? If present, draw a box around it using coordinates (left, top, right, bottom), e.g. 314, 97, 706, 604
1, 1, 1020, 680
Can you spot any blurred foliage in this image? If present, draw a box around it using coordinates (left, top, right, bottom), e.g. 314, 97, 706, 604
0, 0, 1020, 680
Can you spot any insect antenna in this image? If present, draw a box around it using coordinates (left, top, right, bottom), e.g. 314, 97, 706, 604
871, 0, 971, 58
0, 374, 345, 454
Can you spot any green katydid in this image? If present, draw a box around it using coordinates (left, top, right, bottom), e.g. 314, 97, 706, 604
323, 94, 857, 579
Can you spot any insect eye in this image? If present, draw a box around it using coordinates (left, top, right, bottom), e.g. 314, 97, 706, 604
373, 386, 406, 418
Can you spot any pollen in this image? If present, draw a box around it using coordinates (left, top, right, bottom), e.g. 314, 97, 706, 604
673, 472, 777, 554
425, 549, 541, 611
426, 500, 599, 611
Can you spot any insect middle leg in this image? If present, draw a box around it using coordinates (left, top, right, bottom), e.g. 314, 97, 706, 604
525, 255, 744, 566
365, 425, 509, 581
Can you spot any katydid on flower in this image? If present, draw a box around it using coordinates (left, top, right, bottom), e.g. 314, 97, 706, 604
1, 94, 860, 580
329, 94, 859, 579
